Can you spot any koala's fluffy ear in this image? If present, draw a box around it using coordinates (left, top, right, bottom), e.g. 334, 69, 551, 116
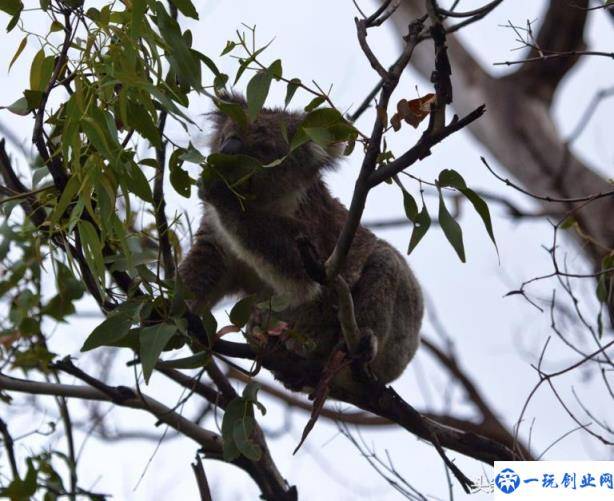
307, 141, 344, 171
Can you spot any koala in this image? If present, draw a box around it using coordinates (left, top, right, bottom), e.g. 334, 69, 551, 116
178, 95, 423, 388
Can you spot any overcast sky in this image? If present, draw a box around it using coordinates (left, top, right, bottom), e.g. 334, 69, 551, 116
1, 1, 613, 500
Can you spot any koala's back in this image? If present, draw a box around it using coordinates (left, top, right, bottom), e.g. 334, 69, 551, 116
358, 240, 423, 382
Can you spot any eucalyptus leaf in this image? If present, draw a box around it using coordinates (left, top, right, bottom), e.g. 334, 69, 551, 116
407, 203, 431, 255
438, 188, 466, 262
139, 323, 178, 383
246, 69, 272, 121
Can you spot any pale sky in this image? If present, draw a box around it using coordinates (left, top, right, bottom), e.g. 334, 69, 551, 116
0, 1, 613, 500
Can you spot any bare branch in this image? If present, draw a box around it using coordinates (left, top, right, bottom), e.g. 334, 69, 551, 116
511, 0, 589, 103
0, 418, 19, 481
192, 454, 214, 501
0, 372, 224, 453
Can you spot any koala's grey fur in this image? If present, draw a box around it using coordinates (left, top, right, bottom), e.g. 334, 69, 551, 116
179, 96, 423, 386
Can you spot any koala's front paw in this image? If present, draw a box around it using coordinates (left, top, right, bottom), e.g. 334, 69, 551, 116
355, 328, 378, 364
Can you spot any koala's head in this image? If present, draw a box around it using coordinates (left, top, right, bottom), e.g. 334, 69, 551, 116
201, 93, 344, 207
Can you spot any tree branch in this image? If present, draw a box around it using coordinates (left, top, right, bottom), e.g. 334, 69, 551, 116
0, 372, 223, 453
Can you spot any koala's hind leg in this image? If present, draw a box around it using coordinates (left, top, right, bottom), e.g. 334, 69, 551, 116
349, 242, 422, 384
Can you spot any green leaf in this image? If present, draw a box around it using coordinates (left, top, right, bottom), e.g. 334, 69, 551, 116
0, 458, 37, 499
302, 107, 344, 127
29, 49, 45, 90
196, 51, 220, 76
234, 42, 272, 85
229, 295, 257, 328
437, 168, 466, 189
159, 351, 210, 369
81, 301, 144, 351
221, 397, 261, 461
131, 0, 147, 37
215, 99, 248, 130
156, 4, 201, 88
124, 161, 154, 203
438, 169, 497, 253
77, 220, 106, 284
438, 188, 465, 262
304, 95, 326, 112
243, 381, 266, 415
8, 35, 26, 71
402, 189, 418, 221
139, 323, 178, 383
246, 69, 272, 121
50, 173, 81, 226
289, 127, 309, 152
221, 399, 244, 461
81, 116, 115, 159
233, 417, 262, 461
213, 72, 229, 91
596, 254, 614, 303
170, 0, 199, 19
220, 40, 236, 56
29, 50, 54, 92
81, 314, 135, 351
180, 143, 207, 164
303, 126, 332, 148
49, 20, 63, 32
407, 202, 431, 255
458, 187, 497, 252
268, 59, 282, 80
0, 0, 23, 16
23, 89, 43, 109
202, 310, 217, 340
285, 78, 301, 108
125, 99, 162, 148
3, 96, 29, 115
170, 149, 193, 197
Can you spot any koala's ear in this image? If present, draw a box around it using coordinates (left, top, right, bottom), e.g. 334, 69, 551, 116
307, 142, 344, 171
215, 90, 247, 108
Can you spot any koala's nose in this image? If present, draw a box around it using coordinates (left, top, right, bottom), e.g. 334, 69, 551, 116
220, 136, 243, 155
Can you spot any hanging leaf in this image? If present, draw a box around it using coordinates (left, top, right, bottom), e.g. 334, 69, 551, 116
124, 161, 154, 203
3, 96, 29, 115
438, 188, 465, 262
0, 0, 23, 16
285, 78, 301, 108
81, 301, 145, 352
8, 35, 27, 71
407, 202, 431, 255
155, 4, 201, 88
229, 295, 257, 328
402, 189, 418, 221
170, 148, 193, 197
170, 0, 199, 19
77, 220, 106, 283
159, 351, 210, 369
139, 323, 178, 383
438, 169, 497, 254
268, 59, 282, 80
304, 95, 326, 112
125, 99, 162, 148
220, 40, 236, 56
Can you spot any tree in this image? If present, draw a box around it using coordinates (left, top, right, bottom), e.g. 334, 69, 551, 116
0, 1, 612, 500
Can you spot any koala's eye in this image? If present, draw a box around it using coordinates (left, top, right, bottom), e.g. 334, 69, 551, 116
219, 135, 243, 155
